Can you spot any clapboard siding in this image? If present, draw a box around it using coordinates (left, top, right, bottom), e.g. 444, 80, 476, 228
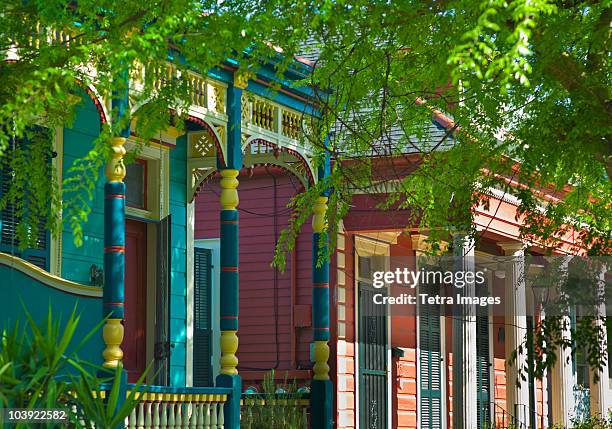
195, 166, 312, 373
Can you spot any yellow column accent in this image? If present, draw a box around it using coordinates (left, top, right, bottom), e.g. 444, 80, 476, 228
102, 318, 124, 368
105, 136, 127, 182
220, 330, 239, 375
219, 169, 239, 210
313, 340, 330, 380
312, 196, 328, 233
234, 71, 254, 90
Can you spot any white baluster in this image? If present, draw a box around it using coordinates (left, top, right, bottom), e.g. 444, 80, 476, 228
128, 406, 137, 429
203, 403, 211, 429
190, 398, 198, 429
160, 400, 168, 429
186, 397, 194, 429
175, 401, 182, 429
210, 403, 217, 429
196, 401, 204, 429
137, 401, 145, 429
217, 403, 224, 429
145, 401, 153, 429
153, 399, 160, 429
168, 402, 176, 429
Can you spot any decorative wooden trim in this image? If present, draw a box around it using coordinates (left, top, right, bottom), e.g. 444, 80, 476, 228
0, 252, 101, 297
410, 233, 448, 254
186, 201, 195, 387
354, 234, 391, 256
359, 231, 401, 245
124, 139, 170, 220
50, 126, 64, 277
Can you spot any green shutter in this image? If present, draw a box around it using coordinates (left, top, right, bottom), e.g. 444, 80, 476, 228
419, 283, 442, 429
0, 138, 50, 271
476, 283, 491, 429
193, 247, 213, 386
526, 316, 537, 429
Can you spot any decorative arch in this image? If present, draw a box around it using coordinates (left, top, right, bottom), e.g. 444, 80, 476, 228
244, 138, 316, 187
82, 84, 108, 125
190, 161, 310, 205
189, 165, 218, 203
186, 114, 226, 166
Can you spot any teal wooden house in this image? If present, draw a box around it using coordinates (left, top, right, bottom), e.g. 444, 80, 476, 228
0, 56, 332, 428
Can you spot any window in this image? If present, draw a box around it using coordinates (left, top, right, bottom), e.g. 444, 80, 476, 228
125, 159, 147, 209
0, 131, 51, 270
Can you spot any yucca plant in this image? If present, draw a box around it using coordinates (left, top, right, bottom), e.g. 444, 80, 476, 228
242, 369, 308, 429
0, 305, 144, 428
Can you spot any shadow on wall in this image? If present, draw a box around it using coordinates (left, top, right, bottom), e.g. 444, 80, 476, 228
0, 262, 103, 364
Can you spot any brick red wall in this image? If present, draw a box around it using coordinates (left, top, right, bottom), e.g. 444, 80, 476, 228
336, 230, 356, 428
194, 166, 313, 381
395, 348, 418, 429
494, 358, 508, 426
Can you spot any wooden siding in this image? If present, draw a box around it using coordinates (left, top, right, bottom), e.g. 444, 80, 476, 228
169, 135, 188, 387
194, 166, 312, 380
395, 348, 418, 429
61, 93, 104, 283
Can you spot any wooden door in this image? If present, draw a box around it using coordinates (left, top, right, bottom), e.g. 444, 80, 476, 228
124, 219, 148, 383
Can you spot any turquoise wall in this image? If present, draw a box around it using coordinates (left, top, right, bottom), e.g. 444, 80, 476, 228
169, 135, 188, 387
61, 94, 105, 284
1, 95, 190, 385
0, 263, 103, 364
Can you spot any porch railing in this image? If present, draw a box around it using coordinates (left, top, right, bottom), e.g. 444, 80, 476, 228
123, 385, 232, 429
240, 392, 310, 429
493, 403, 545, 429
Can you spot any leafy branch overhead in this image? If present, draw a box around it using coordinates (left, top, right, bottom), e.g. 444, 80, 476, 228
0, 0, 610, 385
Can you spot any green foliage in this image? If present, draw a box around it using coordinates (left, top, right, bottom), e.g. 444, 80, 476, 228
1, 0, 610, 393
263, 0, 611, 256
0, 0, 314, 249
548, 415, 612, 429
0, 305, 141, 428
242, 370, 308, 429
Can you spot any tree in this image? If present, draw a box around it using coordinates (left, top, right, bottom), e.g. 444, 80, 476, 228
260, 0, 612, 384
1, 0, 610, 387
0, 0, 301, 247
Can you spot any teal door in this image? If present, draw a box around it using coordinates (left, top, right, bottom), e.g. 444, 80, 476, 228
419, 283, 443, 429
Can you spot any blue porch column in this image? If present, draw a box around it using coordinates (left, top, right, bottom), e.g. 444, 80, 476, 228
102, 73, 130, 372
101, 73, 130, 429
311, 153, 333, 429
215, 71, 246, 429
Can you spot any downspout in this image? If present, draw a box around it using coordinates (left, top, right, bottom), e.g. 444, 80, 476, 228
266, 166, 281, 370
291, 234, 298, 369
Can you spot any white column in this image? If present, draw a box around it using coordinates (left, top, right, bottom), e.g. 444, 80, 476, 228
589, 268, 610, 418
549, 256, 575, 427
499, 242, 530, 424
550, 316, 575, 426
452, 234, 478, 429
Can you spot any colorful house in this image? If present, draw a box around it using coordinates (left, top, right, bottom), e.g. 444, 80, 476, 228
1, 51, 610, 429
0, 54, 335, 428
193, 112, 612, 429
